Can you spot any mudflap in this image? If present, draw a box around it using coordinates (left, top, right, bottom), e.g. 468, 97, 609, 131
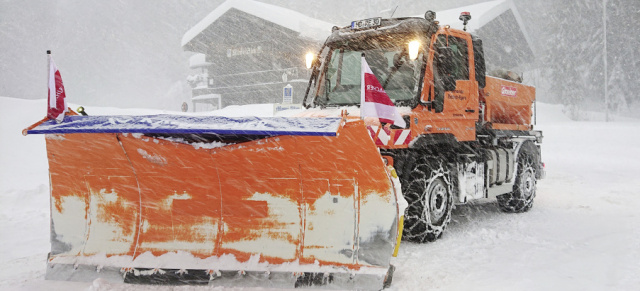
38, 118, 400, 290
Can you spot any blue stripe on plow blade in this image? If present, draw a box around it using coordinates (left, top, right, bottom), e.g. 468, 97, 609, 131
27, 115, 342, 136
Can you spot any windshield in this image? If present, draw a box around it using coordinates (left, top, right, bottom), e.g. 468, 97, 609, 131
311, 35, 426, 107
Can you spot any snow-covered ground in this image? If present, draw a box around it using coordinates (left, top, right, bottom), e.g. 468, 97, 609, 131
1, 96, 639, 290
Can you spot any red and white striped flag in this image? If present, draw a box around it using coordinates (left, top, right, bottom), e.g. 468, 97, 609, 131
47, 54, 68, 122
360, 56, 406, 128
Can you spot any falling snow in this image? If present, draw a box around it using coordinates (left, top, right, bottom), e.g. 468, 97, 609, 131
2, 0, 640, 290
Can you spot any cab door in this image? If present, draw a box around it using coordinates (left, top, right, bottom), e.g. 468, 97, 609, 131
424, 30, 478, 141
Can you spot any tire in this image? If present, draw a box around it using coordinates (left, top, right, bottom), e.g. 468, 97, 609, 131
497, 149, 537, 213
401, 160, 454, 243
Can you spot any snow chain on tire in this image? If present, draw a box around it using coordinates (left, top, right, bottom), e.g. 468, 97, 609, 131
497, 145, 537, 213
401, 159, 454, 243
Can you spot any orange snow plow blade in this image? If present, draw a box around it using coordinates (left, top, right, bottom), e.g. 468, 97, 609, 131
27, 115, 400, 289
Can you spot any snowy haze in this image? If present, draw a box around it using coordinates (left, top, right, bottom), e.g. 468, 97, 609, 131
2, 0, 640, 290
0, 1, 225, 110
1, 96, 640, 290
2, 0, 639, 114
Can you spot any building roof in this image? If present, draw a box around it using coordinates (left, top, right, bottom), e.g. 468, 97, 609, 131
181, 0, 335, 48
182, 0, 534, 69
433, 0, 533, 52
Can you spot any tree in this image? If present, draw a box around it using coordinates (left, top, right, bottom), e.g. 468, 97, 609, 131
533, 0, 640, 118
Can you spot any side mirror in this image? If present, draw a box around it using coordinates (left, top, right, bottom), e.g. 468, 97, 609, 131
472, 37, 486, 88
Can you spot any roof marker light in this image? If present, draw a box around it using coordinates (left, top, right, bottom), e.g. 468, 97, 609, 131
424, 10, 436, 21
459, 12, 471, 31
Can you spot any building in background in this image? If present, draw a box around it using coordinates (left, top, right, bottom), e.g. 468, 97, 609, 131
434, 0, 534, 72
182, 0, 533, 110
182, 0, 334, 110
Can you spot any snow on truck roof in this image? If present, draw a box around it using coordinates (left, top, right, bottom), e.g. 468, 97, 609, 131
181, 0, 335, 47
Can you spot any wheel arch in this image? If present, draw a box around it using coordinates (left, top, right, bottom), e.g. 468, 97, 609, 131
512, 139, 541, 177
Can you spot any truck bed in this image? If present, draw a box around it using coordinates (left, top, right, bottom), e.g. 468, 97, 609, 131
480, 76, 535, 131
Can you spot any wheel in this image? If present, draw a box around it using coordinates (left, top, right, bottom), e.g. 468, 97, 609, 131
497, 150, 537, 213
401, 160, 454, 243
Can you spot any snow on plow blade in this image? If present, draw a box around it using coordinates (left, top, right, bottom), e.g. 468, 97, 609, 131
27, 115, 399, 290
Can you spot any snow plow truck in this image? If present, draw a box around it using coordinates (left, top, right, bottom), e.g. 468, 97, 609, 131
25, 11, 543, 290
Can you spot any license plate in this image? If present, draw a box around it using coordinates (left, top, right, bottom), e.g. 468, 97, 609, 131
351, 17, 382, 30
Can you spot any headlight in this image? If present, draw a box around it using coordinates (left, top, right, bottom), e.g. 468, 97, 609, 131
408, 40, 420, 60
305, 52, 315, 69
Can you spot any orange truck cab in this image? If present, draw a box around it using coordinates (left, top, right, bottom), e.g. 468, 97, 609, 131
303, 11, 544, 243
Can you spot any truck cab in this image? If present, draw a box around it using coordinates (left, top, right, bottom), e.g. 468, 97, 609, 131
303, 13, 535, 145
303, 12, 543, 243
